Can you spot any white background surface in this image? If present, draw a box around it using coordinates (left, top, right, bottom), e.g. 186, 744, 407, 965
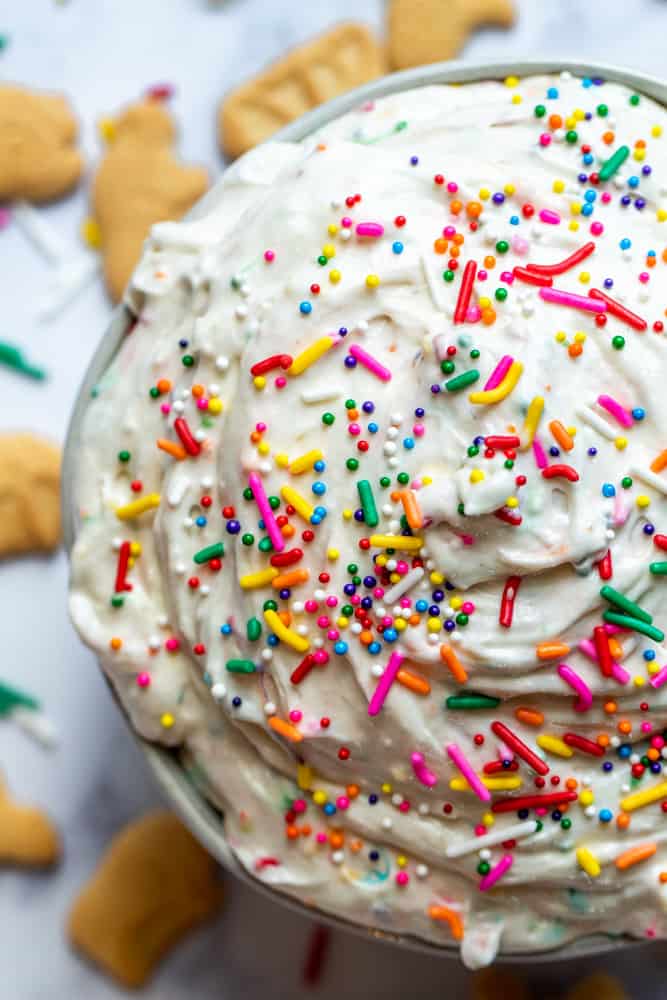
3, 1, 667, 996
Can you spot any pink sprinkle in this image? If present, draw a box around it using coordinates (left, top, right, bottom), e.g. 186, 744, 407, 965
398, 800, 411, 813
197, 398, 208, 410
136, 672, 151, 688
511, 236, 530, 255
411, 751, 438, 788
641, 722, 653, 733
539, 209, 561, 225
348, 423, 361, 436
313, 649, 329, 665
275, 376, 287, 388
650, 664, 667, 689
462, 601, 475, 614
349, 343, 391, 382
160, 403, 171, 415
304, 599, 318, 613
165, 637, 180, 652
639, 272, 650, 284
558, 662, 593, 712
395, 872, 409, 886
326, 629, 339, 641
460, 533, 476, 546
479, 854, 513, 891
317, 615, 329, 628
316, 832, 327, 844
465, 305, 482, 323
368, 650, 404, 716
289, 709, 303, 722
539, 133, 552, 147
293, 798, 307, 813
341, 217, 353, 228
539, 287, 607, 313
578, 637, 630, 685
248, 471, 284, 553
500, 270, 514, 284
532, 436, 548, 469
598, 394, 633, 428
443, 226, 456, 238
373, 587, 384, 599
336, 796, 349, 810
264, 249, 275, 262
325, 596, 338, 608
447, 743, 490, 803
447, 182, 458, 194
356, 222, 384, 238
484, 355, 513, 391
590, 221, 604, 235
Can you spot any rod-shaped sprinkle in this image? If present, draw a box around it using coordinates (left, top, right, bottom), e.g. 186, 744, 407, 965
483, 355, 513, 391
621, 781, 667, 812
239, 567, 279, 589
289, 449, 324, 475
411, 751, 438, 788
399, 490, 423, 530
382, 566, 424, 604
446, 743, 490, 802
193, 541, 225, 564
536, 734, 573, 758
469, 361, 523, 404
563, 732, 605, 757
440, 645, 468, 683
492, 791, 577, 813
248, 472, 285, 552
454, 260, 477, 324
588, 288, 647, 330
600, 585, 652, 623
444, 369, 480, 392
369, 534, 423, 551
115, 493, 161, 520
446, 819, 539, 858
598, 144, 630, 181
557, 663, 593, 712
615, 843, 657, 870
597, 394, 633, 428
525, 241, 595, 276
173, 417, 201, 456
368, 650, 404, 716
446, 693, 499, 709
491, 721, 549, 775
427, 906, 464, 940
478, 854, 513, 891
264, 608, 310, 652
289, 337, 335, 375
539, 287, 606, 313
348, 343, 392, 382
602, 611, 664, 643
357, 480, 379, 527
576, 847, 601, 878
281, 485, 315, 523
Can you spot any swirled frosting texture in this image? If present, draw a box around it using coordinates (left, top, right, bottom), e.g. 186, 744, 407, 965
70, 74, 667, 966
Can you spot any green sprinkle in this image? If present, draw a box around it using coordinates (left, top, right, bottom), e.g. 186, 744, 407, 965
0, 680, 39, 717
440, 360, 455, 375
0, 341, 46, 380
263, 599, 278, 611
495, 240, 509, 254
346, 458, 359, 471
118, 450, 131, 463
268, 496, 280, 510
596, 104, 608, 117
111, 595, 124, 608
397, 472, 410, 485
443, 269, 455, 282
477, 860, 491, 876
470, 348, 480, 359
247, 617, 262, 641
456, 613, 468, 626
225, 659, 256, 674
258, 536, 273, 553
182, 354, 195, 367
602, 611, 664, 643
598, 144, 630, 182
241, 532, 254, 546
561, 818, 571, 830
193, 542, 225, 564
444, 369, 479, 392
317, 255, 327, 266
504, 459, 514, 469
243, 486, 254, 500
612, 335, 625, 350
379, 476, 391, 488
357, 480, 379, 527
621, 477, 633, 489
468, 445, 480, 458
322, 412, 335, 425
347, 563, 358, 575
600, 585, 652, 623
534, 104, 546, 118
342, 605, 353, 617
565, 130, 578, 144
650, 562, 667, 576
345, 399, 356, 409
149, 386, 160, 398
630, 94, 640, 106
445, 693, 501, 710
494, 288, 508, 302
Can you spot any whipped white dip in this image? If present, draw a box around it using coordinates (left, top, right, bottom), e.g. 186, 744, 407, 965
70, 73, 667, 966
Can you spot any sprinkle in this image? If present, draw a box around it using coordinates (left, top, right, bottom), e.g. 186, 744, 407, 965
629, 465, 667, 496
270, 548, 304, 567
440, 645, 468, 683
281, 485, 315, 523
249, 472, 285, 552
651, 450, 667, 474
597, 395, 633, 428
576, 847, 601, 878
469, 361, 523, 405
194, 542, 225, 564
173, 417, 201, 456
447, 743, 491, 802
539, 287, 606, 313
479, 854, 513, 891
548, 420, 574, 451
515, 707, 544, 727
289, 449, 324, 475
382, 566, 424, 603
577, 405, 618, 440
597, 549, 613, 580
357, 480, 379, 527
492, 791, 577, 814
268, 716, 303, 742
446, 819, 538, 858
368, 650, 404, 716
297, 764, 313, 789
399, 490, 423, 530
411, 751, 438, 788
563, 732, 605, 756
446, 693, 499, 710
649, 664, 667, 689
157, 438, 187, 460
454, 260, 477, 324
239, 567, 279, 589
289, 337, 335, 375
396, 668, 430, 695
588, 288, 647, 330
593, 625, 613, 678
615, 843, 657, 870
251, 353, 292, 376
525, 241, 596, 276
499, 575, 521, 628
444, 369, 480, 392
115, 493, 160, 520
114, 541, 132, 593
290, 654, 315, 685
264, 609, 310, 652
428, 906, 464, 940
226, 659, 256, 673
450, 775, 522, 793
621, 781, 667, 812
0, 341, 46, 380
542, 464, 579, 482
483, 355, 513, 391
557, 662, 593, 712
539, 209, 560, 225
536, 734, 573, 758
348, 343, 392, 382
536, 642, 570, 660
491, 721, 549, 775
513, 266, 553, 286
356, 221, 384, 237
272, 569, 310, 589
602, 611, 664, 643
600, 585, 652, 623
520, 396, 544, 450
598, 144, 630, 181
300, 386, 343, 404
0, 680, 40, 716
369, 534, 423, 551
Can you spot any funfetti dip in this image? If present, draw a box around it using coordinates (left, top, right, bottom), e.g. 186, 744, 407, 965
70, 72, 667, 968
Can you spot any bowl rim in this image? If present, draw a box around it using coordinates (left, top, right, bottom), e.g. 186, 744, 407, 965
63, 57, 667, 963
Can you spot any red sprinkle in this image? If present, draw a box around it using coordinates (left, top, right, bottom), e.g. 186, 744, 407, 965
491, 721, 549, 776
513, 266, 553, 287
291, 654, 315, 685
454, 260, 477, 324
526, 241, 595, 276
250, 354, 293, 376
588, 288, 647, 331
563, 732, 605, 757
542, 464, 579, 483
114, 541, 133, 593
270, 548, 304, 567
593, 625, 613, 678
492, 791, 577, 814
174, 417, 201, 456
499, 576, 521, 628
597, 549, 613, 580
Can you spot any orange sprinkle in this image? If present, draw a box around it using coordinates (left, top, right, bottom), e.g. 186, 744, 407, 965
329, 832, 344, 850
452, 233, 465, 246
268, 717, 303, 742
400, 490, 423, 531
635, 139, 646, 149
277, 610, 292, 626
191, 383, 205, 398
481, 308, 496, 325
347, 408, 359, 420
109, 637, 122, 651
565, 778, 578, 791
428, 905, 464, 941
568, 342, 583, 358
346, 784, 360, 799
434, 238, 448, 254
650, 449, 667, 473
663, 248, 667, 264
615, 842, 656, 870
648, 748, 660, 762
408, 613, 421, 627
514, 707, 544, 727
281, 523, 295, 538
360, 630, 374, 646
156, 378, 171, 394
483, 255, 496, 269
597, 733, 610, 748
608, 637, 623, 659
647, 256, 657, 268
604, 700, 617, 715
618, 720, 632, 735
659, 872, 667, 884
250, 431, 262, 443
272, 568, 310, 589
466, 201, 483, 219
396, 667, 430, 696
603, 130, 615, 144
617, 812, 631, 830
450, 200, 463, 215
301, 824, 312, 837
536, 641, 571, 660
548, 113, 563, 129
548, 419, 574, 451
286, 825, 299, 839
350, 839, 363, 853
440, 644, 468, 683
157, 438, 187, 461
449, 244, 461, 258
390, 490, 401, 502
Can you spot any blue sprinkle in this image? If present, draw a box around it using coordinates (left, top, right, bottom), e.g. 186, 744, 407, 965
299, 301, 312, 315
314, 459, 326, 472
628, 176, 640, 188
403, 437, 415, 450
383, 628, 398, 642
632, 407, 645, 421
547, 86, 559, 99
368, 422, 379, 434
583, 153, 594, 165
312, 481, 326, 495
644, 649, 656, 661
196, 516, 207, 527
509, 215, 519, 225
323, 803, 336, 815
314, 505, 327, 519
416, 599, 428, 612
267, 634, 279, 646
582, 78, 593, 88
620, 237, 632, 250
588, 447, 597, 456
392, 241, 404, 254
602, 483, 616, 497
368, 641, 382, 654
220, 623, 233, 636
581, 204, 593, 216
584, 189, 596, 203
334, 641, 349, 655
232, 696, 242, 708
310, 514, 322, 526
602, 761, 613, 772
599, 808, 613, 823
618, 744, 632, 759
410, 155, 419, 166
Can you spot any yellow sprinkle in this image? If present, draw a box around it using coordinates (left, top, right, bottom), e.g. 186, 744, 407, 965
511, 94, 522, 105
264, 608, 310, 653
381, 783, 392, 794
469, 469, 485, 483
208, 397, 223, 415
342, 509, 353, 520
369, 534, 423, 551
504, 75, 519, 87
81, 216, 102, 249
365, 274, 380, 288
569, 220, 580, 232
576, 847, 601, 878
553, 179, 565, 194
657, 209, 667, 223
430, 571, 444, 585
578, 271, 590, 284
634, 675, 646, 687
253, 375, 266, 390
98, 116, 116, 142
505, 496, 519, 509
633, 147, 646, 161
520, 396, 544, 451
478, 187, 490, 200
478, 296, 491, 309
621, 781, 667, 812
115, 493, 160, 520
327, 547, 339, 561
570, 201, 582, 216
395, 618, 407, 632
289, 337, 334, 376
450, 775, 522, 793
422, 475, 433, 486
329, 269, 341, 284
637, 494, 651, 508
129, 542, 141, 557
327, 223, 338, 236
536, 734, 573, 758
376, 554, 388, 567
555, 330, 567, 343
275, 452, 290, 468
389, 572, 400, 583
615, 436, 628, 450
573, 108, 585, 122
469, 362, 523, 405
281, 485, 314, 522
337, 616, 349, 628
427, 617, 441, 633
312, 789, 327, 805
289, 449, 324, 475
450, 597, 462, 610
239, 567, 279, 590
579, 790, 594, 807
648, 662, 661, 676
651, 125, 663, 138
322, 243, 336, 258
297, 764, 313, 790
396, 854, 407, 868
482, 812, 495, 827
257, 441, 270, 456
161, 712, 175, 729
504, 183, 515, 196
574, 331, 586, 343
565, 115, 576, 129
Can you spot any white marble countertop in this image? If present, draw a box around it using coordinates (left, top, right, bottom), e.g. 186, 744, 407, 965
3, 0, 667, 996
